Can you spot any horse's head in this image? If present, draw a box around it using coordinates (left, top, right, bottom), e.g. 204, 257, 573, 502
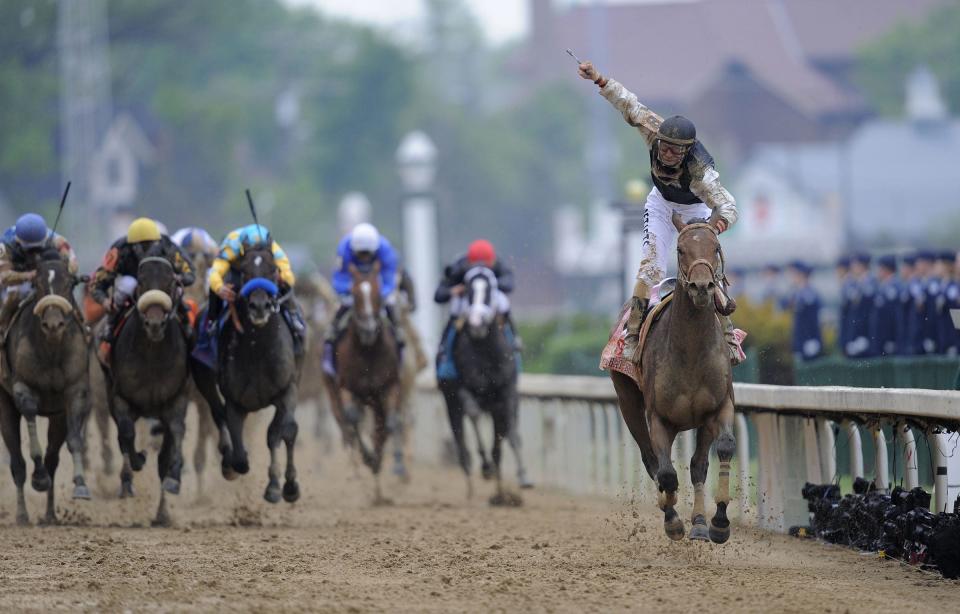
464, 267, 497, 340
136, 247, 179, 342
32, 249, 76, 342
238, 246, 279, 328
349, 261, 382, 346
672, 209, 724, 309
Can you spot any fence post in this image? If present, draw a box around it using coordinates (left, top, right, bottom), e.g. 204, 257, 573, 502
845, 420, 864, 479
735, 412, 750, 522
897, 423, 919, 490
928, 429, 950, 514
816, 418, 836, 483
873, 423, 889, 492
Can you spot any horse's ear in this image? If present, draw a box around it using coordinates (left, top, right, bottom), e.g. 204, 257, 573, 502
708, 207, 722, 231
671, 211, 685, 233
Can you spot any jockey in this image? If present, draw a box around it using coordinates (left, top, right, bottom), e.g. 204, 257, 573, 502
171, 226, 218, 270
206, 223, 305, 355
89, 218, 196, 356
322, 223, 400, 374
434, 239, 518, 381
578, 60, 741, 363
0, 213, 79, 333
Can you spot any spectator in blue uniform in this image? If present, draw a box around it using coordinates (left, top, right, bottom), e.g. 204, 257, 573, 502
783, 260, 822, 362
897, 253, 917, 355
757, 263, 784, 309
937, 250, 958, 355
836, 255, 854, 355
845, 253, 874, 358
907, 250, 939, 355
869, 255, 900, 357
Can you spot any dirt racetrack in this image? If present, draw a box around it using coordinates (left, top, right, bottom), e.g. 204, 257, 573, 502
0, 408, 957, 613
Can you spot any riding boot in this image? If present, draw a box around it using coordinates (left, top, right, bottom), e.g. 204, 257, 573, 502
282, 299, 306, 357
436, 318, 459, 381
503, 312, 523, 352
323, 304, 350, 376
723, 315, 746, 366
385, 304, 405, 353
625, 280, 651, 362
0, 292, 21, 340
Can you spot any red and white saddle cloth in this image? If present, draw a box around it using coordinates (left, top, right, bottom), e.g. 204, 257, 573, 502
599, 296, 747, 386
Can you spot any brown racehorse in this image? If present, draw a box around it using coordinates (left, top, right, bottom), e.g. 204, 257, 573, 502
323, 262, 401, 503
610, 208, 735, 543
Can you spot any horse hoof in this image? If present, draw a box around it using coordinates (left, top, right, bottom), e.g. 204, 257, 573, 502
489, 492, 523, 507
282, 481, 300, 503
31, 473, 51, 493
16, 513, 30, 526
689, 515, 710, 541
119, 481, 135, 498
709, 522, 731, 544
73, 484, 92, 500
131, 451, 147, 472
518, 478, 535, 490
233, 458, 250, 475
39, 514, 59, 527
162, 478, 181, 495
663, 509, 685, 541
222, 463, 239, 481
481, 463, 495, 481
264, 485, 282, 504
392, 463, 409, 480
151, 515, 171, 528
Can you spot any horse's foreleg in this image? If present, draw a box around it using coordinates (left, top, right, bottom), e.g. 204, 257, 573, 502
689, 423, 719, 541
488, 400, 521, 506
649, 412, 683, 540
224, 403, 249, 475
12, 382, 49, 492
41, 413, 67, 525
440, 379, 471, 485
110, 394, 140, 498
65, 383, 92, 500
159, 395, 187, 496
278, 386, 300, 504
1, 398, 29, 525
710, 399, 736, 544
611, 372, 658, 481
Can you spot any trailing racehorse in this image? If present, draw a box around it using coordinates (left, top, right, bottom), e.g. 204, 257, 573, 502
446, 266, 522, 506
608, 209, 735, 542
0, 248, 91, 524
323, 262, 401, 503
194, 245, 303, 504
106, 249, 191, 526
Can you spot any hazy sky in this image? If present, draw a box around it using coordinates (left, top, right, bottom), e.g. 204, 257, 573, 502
285, 0, 531, 44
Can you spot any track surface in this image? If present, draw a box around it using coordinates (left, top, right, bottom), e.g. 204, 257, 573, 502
0, 411, 957, 613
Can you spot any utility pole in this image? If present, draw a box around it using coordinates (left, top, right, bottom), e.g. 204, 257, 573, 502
58, 0, 112, 267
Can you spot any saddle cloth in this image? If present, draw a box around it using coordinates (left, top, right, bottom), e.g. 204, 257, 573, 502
599, 294, 674, 386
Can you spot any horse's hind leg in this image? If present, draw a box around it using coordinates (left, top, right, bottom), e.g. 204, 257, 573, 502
710, 399, 736, 544
12, 383, 49, 492
66, 383, 92, 500
649, 412, 683, 540
41, 413, 68, 525
506, 391, 533, 489
689, 424, 719, 541
0, 395, 29, 525
193, 397, 217, 492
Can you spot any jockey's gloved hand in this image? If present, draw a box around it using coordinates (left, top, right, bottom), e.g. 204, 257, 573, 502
217, 285, 236, 303
578, 61, 606, 86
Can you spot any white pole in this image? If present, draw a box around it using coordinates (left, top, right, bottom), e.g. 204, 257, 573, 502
897, 423, 919, 490
735, 413, 750, 521
928, 429, 950, 514
403, 196, 440, 353
873, 423, 889, 492
845, 421, 864, 479
816, 418, 836, 483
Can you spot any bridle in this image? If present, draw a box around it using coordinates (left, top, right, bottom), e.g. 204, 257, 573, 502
675, 223, 725, 287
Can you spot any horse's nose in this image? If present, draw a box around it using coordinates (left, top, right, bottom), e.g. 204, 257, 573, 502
690, 279, 716, 295
42, 319, 65, 335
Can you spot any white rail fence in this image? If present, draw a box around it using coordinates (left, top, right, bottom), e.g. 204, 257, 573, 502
411, 374, 960, 531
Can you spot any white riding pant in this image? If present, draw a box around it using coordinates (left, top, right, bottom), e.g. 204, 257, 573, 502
636, 187, 712, 288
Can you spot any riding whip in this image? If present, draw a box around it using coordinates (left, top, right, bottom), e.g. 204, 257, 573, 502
50, 181, 71, 237
245, 188, 265, 244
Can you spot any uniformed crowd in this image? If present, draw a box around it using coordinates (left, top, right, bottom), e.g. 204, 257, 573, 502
736, 250, 960, 363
